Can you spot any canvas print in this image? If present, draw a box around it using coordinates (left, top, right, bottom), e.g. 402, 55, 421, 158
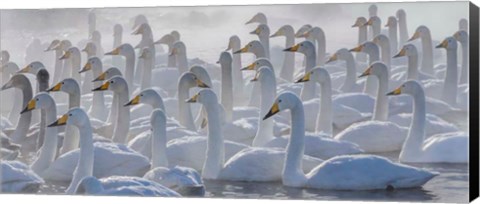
0, 1, 476, 203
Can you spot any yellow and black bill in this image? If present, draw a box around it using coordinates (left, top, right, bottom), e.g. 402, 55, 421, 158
92, 81, 110, 91
263, 102, 279, 120
48, 114, 69, 127
124, 95, 140, 107
20, 99, 36, 114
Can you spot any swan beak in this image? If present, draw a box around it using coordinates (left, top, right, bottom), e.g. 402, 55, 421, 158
21, 99, 36, 114
270, 30, 283, 38
393, 48, 406, 58
93, 72, 106, 82
326, 54, 338, 64
47, 82, 62, 92
79, 62, 92, 73
364, 18, 373, 26
233, 46, 248, 54
59, 51, 71, 60
241, 63, 255, 71
1, 80, 13, 90
92, 81, 110, 91
105, 47, 120, 55
186, 93, 199, 103
408, 32, 420, 42
295, 72, 311, 83
386, 87, 402, 96
250, 27, 261, 35
359, 66, 372, 78
251, 71, 260, 82
201, 118, 208, 129
132, 26, 143, 35
18, 65, 31, 73
349, 45, 364, 52
284, 44, 300, 52
196, 79, 210, 88
124, 95, 140, 106
48, 114, 68, 127
299, 32, 310, 38
139, 51, 147, 59
169, 48, 177, 56
435, 40, 448, 49
263, 102, 279, 120
245, 17, 256, 25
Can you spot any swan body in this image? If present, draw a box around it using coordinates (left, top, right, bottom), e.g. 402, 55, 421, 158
1, 161, 44, 193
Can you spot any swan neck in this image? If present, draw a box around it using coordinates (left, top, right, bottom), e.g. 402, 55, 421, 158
253, 75, 277, 147
442, 49, 458, 106
315, 32, 326, 66
283, 101, 307, 185
300, 50, 317, 100
221, 62, 233, 122
420, 34, 434, 74
31, 104, 58, 174
152, 119, 168, 168
317, 79, 333, 134
112, 88, 130, 143
407, 54, 419, 80
124, 52, 135, 94
343, 54, 357, 92
280, 33, 295, 82
202, 102, 224, 179
372, 71, 389, 121
178, 82, 196, 131
66, 120, 94, 194
259, 34, 270, 59
400, 90, 426, 161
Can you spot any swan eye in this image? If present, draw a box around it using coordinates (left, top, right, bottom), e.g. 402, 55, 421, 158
110, 81, 114, 83
256, 63, 259, 65
249, 44, 252, 47
36, 98, 39, 101
140, 94, 144, 97
300, 44, 304, 46
61, 82, 64, 84
69, 113, 72, 116
278, 99, 282, 103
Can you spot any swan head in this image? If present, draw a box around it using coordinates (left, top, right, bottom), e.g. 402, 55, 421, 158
364, 16, 381, 27
47, 78, 79, 94
250, 24, 269, 37
36, 69, 50, 86
132, 23, 151, 35
48, 107, 89, 128
394, 44, 417, 58
170, 41, 186, 56
296, 67, 329, 84
233, 40, 263, 54
105, 43, 134, 56
459, 18, 468, 31
326, 48, 350, 63
453, 30, 468, 43
284, 40, 314, 55
113, 24, 123, 36
225, 35, 241, 51
368, 4, 378, 16
189, 65, 212, 87
1, 50, 9, 64
387, 80, 424, 98
179, 72, 210, 89
92, 67, 122, 82
372, 34, 389, 46
349, 41, 377, 53
352, 17, 367, 28
132, 14, 148, 30
60, 47, 80, 60
263, 92, 299, 120
245, 12, 267, 25
18, 61, 44, 74
80, 57, 101, 74
216, 51, 232, 65
170, 30, 181, 41
1, 74, 31, 91
186, 89, 218, 105
385, 16, 397, 27
298, 27, 323, 39
435, 37, 457, 50
154, 34, 175, 45
81, 42, 97, 56
396, 9, 406, 19
241, 58, 272, 71
408, 26, 430, 42
90, 31, 101, 42
124, 88, 161, 107
358, 61, 387, 79
44, 39, 60, 52
139, 47, 153, 59
270, 25, 294, 38
92, 76, 127, 92
295, 24, 312, 38
1, 62, 19, 74
251, 66, 274, 83
21, 93, 54, 114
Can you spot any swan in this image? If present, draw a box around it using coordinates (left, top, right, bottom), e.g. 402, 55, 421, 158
387, 80, 468, 163
270, 25, 295, 82
170, 30, 180, 41
284, 41, 317, 101
186, 89, 323, 182
89, 30, 105, 57
1, 50, 10, 65
396, 9, 410, 46
385, 16, 399, 54
132, 23, 155, 89
138, 47, 154, 91
459, 18, 468, 31
1, 62, 22, 125
80, 42, 97, 94
300, 27, 326, 66
74, 176, 180, 196
154, 33, 176, 67
142, 109, 204, 195
262, 91, 437, 190
365, 16, 381, 39
352, 17, 368, 63
80, 57, 109, 121
105, 44, 136, 96
46, 108, 150, 193
372, 34, 392, 69
250, 24, 270, 59
245, 12, 267, 25
326, 48, 363, 93
171, 41, 189, 75
1, 132, 20, 160
349, 41, 380, 96
392, 44, 435, 82
46, 78, 81, 155
225, 35, 246, 103
176, 72, 210, 131
335, 62, 408, 152
454, 30, 469, 84
435, 37, 459, 106
1, 161, 44, 193
407, 26, 437, 75
112, 24, 124, 70
44, 39, 63, 84
59, 47, 82, 87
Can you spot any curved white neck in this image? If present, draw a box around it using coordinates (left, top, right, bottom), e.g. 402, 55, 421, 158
398, 17, 409, 47
258, 34, 270, 59
231, 42, 244, 94
141, 46, 154, 90
176, 53, 188, 74
442, 48, 458, 106
363, 47, 380, 96
90, 64, 106, 120
252, 74, 276, 147
388, 25, 398, 54
372, 70, 389, 121
11, 86, 33, 143
178, 82, 196, 131
356, 26, 368, 62
341, 54, 358, 93
221, 62, 233, 122
407, 54, 419, 80
81, 55, 94, 94
71, 54, 81, 86
314, 32, 326, 66
316, 79, 333, 135
52, 49, 63, 83
202, 101, 224, 179
420, 34, 434, 75
66, 120, 94, 194
379, 41, 391, 68
124, 52, 135, 96
152, 117, 168, 168
400, 89, 426, 161
60, 89, 81, 155
280, 32, 295, 82
112, 87, 130, 144
31, 103, 58, 175
300, 50, 317, 101
167, 43, 176, 67
283, 100, 307, 187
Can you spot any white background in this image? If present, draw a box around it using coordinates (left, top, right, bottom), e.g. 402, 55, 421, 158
1, 0, 479, 204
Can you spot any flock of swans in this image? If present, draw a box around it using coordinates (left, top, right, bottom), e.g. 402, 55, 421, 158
0, 4, 470, 197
